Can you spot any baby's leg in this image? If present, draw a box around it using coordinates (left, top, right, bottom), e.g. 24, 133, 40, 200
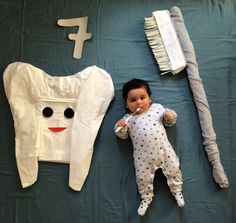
138, 197, 153, 216
135, 164, 155, 216
172, 191, 185, 207
162, 149, 185, 207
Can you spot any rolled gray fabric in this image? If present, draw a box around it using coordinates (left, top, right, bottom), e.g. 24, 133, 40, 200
169, 6, 229, 188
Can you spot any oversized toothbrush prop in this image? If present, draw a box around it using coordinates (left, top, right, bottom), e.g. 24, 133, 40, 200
145, 7, 229, 188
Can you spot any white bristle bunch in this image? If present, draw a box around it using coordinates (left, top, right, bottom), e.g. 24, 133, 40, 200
145, 16, 171, 74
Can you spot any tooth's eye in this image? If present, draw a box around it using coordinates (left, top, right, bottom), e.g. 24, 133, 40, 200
42, 107, 53, 118
64, 108, 74, 119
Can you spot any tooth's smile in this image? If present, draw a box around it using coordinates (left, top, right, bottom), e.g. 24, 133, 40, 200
48, 127, 66, 132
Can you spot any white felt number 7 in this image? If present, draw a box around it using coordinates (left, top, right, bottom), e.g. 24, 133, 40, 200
58, 17, 92, 59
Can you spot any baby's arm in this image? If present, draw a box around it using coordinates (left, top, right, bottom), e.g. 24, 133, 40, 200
163, 109, 177, 126
114, 118, 129, 139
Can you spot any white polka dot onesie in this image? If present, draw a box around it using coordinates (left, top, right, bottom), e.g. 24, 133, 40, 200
115, 103, 184, 214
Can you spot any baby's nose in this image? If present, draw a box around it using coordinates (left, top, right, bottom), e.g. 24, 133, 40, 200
137, 99, 142, 104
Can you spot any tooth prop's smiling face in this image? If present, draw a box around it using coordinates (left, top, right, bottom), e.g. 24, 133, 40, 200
42, 106, 75, 132
40, 102, 76, 134
38, 101, 77, 163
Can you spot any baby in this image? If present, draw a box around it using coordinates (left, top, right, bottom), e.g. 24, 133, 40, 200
114, 79, 184, 216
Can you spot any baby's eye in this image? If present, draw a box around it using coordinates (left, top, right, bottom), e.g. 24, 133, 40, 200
64, 108, 75, 119
140, 96, 146, 100
42, 107, 53, 118
128, 98, 136, 103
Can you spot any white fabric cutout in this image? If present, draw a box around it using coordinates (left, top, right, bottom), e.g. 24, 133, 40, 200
3, 62, 114, 191
145, 10, 186, 74
58, 17, 92, 59
152, 10, 186, 74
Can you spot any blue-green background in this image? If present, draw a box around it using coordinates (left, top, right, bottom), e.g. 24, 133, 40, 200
0, 0, 235, 222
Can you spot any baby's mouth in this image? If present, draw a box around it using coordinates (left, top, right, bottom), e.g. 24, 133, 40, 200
48, 127, 66, 132
136, 107, 142, 113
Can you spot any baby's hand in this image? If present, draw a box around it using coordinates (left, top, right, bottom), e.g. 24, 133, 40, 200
118, 118, 127, 127
164, 111, 175, 121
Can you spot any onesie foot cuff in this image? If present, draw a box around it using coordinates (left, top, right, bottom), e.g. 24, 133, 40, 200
173, 192, 185, 207
137, 197, 152, 216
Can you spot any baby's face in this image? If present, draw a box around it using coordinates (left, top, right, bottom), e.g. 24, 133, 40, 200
126, 87, 151, 113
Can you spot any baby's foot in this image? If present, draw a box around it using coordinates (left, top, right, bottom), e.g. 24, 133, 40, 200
173, 192, 185, 207
137, 198, 152, 216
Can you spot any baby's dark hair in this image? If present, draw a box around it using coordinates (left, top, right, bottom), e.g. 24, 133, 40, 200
122, 79, 152, 102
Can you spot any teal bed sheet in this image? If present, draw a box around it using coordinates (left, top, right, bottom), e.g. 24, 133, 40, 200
0, 0, 235, 222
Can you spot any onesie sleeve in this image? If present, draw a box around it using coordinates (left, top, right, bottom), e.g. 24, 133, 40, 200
163, 108, 177, 127
114, 121, 129, 139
